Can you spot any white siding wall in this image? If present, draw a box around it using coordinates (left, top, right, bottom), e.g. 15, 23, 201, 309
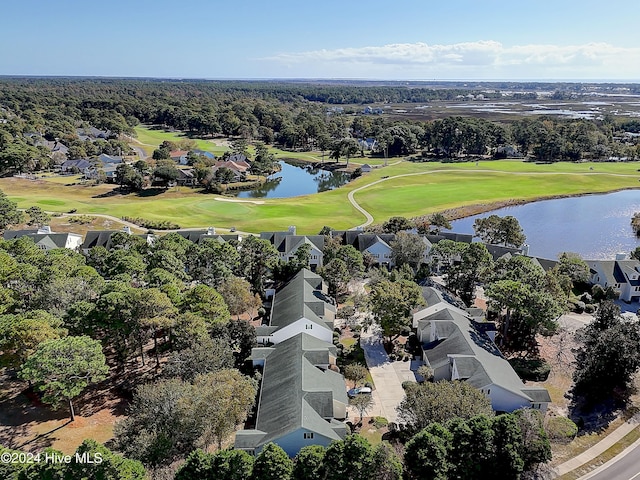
271, 319, 333, 345
484, 384, 530, 412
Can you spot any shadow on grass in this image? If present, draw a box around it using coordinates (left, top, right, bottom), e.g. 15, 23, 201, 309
135, 188, 168, 197
568, 392, 633, 435
17, 420, 73, 449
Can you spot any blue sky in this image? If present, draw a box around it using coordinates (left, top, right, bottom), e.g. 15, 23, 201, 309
2, 0, 639, 80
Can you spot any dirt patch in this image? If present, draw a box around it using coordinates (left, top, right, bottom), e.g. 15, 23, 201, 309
0, 371, 127, 454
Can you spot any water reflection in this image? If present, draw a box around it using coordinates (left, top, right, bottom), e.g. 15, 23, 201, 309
450, 190, 640, 260
235, 161, 351, 198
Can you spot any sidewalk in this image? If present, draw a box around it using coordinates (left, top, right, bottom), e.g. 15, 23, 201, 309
554, 413, 640, 477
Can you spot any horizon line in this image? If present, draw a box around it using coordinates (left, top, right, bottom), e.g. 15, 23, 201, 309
1, 74, 640, 84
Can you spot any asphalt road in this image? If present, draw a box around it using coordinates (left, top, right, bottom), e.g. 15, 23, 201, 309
581, 438, 640, 480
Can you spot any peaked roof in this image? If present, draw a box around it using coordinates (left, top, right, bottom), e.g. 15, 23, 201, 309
97, 154, 123, 164
236, 333, 347, 450
3, 230, 78, 249
355, 233, 395, 252
61, 159, 91, 170
260, 230, 324, 255
420, 305, 542, 403
174, 230, 241, 244
268, 269, 334, 332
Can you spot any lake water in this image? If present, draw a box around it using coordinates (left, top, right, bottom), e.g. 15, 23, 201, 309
450, 190, 640, 260
235, 161, 351, 198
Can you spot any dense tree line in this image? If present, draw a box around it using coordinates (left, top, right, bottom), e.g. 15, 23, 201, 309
1, 78, 639, 176
0, 440, 146, 480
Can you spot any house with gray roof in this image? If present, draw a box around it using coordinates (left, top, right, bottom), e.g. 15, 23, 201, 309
256, 268, 335, 345
81, 226, 156, 253
330, 230, 397, 267
416, 293, 550, 413
175, 227, 242, 244
587, 256, 640, 302
235, 332, 348, 457
60, 158, 92, 174
3, 226, 83, 251
261, 226, 325, 270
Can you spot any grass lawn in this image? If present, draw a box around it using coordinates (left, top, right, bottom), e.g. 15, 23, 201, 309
133, 126, 229, 156
2, 160, 639, 234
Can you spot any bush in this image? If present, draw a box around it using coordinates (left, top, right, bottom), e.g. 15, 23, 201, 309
121, 216, 181, 230
372, 416, 388, 428
546, 416, 578, 442
509, 358, 551, 381
585, 304, 596, 314
68, 214, 94, 224
401, 380, 414, 390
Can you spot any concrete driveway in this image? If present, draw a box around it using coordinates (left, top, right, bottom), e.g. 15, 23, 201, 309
355, 329, 420, 424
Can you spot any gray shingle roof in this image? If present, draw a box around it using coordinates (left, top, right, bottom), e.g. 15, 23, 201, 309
236, 333, 347, 451
3, 231, 74, 249
82, 230, 119, 250
268, 269, 334, 332
522, 388, 552, 403
420, 306, 546, 403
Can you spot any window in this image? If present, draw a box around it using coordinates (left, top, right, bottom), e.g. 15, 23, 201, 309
304, 432, 314, 439
487, 389, 491, 395
305, 324, 313, 330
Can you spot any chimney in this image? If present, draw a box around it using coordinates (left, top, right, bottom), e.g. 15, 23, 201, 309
616, 252, 627, 261
521, 244, 530, 256
123, 226, 131, 235
37, 225, 52, 234
207, 226, 216, 236
288, 225, 296, 235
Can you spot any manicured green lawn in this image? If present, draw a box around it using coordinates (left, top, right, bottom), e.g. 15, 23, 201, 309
2, 160, 639, 234
133, 126, 228, 156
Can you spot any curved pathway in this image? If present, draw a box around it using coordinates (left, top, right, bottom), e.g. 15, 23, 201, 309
347, 168, 640, 229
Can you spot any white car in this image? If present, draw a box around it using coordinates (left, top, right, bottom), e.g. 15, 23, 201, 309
347, 387, 372, 398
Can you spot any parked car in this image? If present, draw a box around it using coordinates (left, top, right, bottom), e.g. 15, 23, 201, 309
347, 386, 372, 398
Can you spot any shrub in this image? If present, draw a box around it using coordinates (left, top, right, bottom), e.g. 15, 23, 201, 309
121, 216, 180, 230
68, 215, 94, 224
585, 304, 596, 314
509, 358, 551, 381
546, 416, 578, 442
372, 416, 388, 428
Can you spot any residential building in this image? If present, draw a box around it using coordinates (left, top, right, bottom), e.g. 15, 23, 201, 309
191, 149, 216, 160
175, 227, 242, 244
587, 256, 640, 302
176, 168, 198, 186
169, 150, 189, 165
261, 226, 324, 270
60, 159, 91, 174
414, 288, 551, 413
3, 226, 83, 251
235, 332, 348, 457
256, 268, 335, 345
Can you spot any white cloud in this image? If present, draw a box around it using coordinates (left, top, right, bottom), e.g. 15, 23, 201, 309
263, 41, 640, 79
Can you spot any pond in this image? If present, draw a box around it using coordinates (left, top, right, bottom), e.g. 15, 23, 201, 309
450, 190, 640, 260
234, 161, 351, 198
